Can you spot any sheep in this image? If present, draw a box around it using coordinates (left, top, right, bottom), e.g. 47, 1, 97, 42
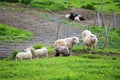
31, 47, 48, 59
81, 30, 93, 40
54, 46, 70, 57
65, 13, 85, 21
54, 36, 80, 55
15, 46, 33, 60
83, 34, 98, 53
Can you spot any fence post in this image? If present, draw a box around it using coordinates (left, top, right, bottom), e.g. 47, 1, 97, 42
103, 21, 112, 48
56, 22, 61, 40
96, 9, 101, 26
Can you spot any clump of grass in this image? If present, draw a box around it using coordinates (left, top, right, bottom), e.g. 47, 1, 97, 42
0, 23, 33, 41
5, 50, 20, 60
30, 0, 67, 11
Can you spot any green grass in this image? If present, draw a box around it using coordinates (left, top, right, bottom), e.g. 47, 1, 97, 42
0, 54, 120, 80
0, 23, 33, 41
29, 0, 120, 13
89, 26, 120, 49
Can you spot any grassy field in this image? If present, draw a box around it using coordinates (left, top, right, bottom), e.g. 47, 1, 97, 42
0, 54, 120, 80
0, 23, 33, 41
29, 0, 120, 13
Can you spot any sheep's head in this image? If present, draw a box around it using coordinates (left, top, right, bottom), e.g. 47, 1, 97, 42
90, 35, 98, 43
72, 37, 80, 45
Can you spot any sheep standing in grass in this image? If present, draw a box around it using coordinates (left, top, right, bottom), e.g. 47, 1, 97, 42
54, 36, 80, 55
31, 47, 48, 59
83, 34, 98, 53
81, 30, 93, 40
15, 46, 33, 60
55, 46, 70, 57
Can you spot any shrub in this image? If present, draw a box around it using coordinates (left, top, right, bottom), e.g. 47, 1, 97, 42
113, 0, 120, 2
20, 0, 33, 5
0, 0, 19, 3
81, 4, 95, 10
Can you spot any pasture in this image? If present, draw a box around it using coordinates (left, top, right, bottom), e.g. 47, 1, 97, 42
0, 54, 120, 80
0, 1, 120, 80
30, 0, 120, 13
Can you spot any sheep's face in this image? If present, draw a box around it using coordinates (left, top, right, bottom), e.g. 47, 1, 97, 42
90, 35, 98, 43
72, 37, 80, 45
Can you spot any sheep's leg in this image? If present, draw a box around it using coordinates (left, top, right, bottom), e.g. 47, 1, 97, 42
70, 50, 72, 56
92, 46, 96, 54
87, 46, 91, 54
55, 52, 60, 56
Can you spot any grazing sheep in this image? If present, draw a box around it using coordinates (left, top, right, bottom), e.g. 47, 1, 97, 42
55, 46, 70, 57
83, 34, 98, 53
54, 36, 80, 55
31, 47, 48, 59
65, 13, 85, 21
15, 46, 33, 60
81, 30, 93, 40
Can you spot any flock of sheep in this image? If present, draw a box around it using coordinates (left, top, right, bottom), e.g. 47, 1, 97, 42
15, 29, 98, 61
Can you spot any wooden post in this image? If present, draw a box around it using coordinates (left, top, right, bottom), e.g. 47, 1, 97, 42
56, 22, 61, 40
96, 9, 101, 26
113, 11, 116, 29
100, 0, 105, 27
103, 21, 112, 48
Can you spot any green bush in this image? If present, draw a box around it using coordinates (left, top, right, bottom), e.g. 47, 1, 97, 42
0, 0, 19, 3
6, 50, 20, 60
81, 4, 95, 10
20, 0, 33, 5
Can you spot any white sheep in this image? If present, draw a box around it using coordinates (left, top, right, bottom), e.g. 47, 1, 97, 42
81, 30, 93, 40
54, 46, 70, 57
31, 47, 48, 59
15, 46, 33, 60
54, 36, 80, 55
83, 34, 98, 53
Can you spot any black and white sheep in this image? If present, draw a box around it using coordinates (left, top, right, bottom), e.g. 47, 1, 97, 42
65, 13, 85, 21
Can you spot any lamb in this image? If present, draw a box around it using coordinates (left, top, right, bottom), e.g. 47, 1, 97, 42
54, 36, 80, 55
65, 13, 85, 21
15, 46, 33, 60
54, 46, 70, 57
83, 34, 98, 53
31, 47, 48, 59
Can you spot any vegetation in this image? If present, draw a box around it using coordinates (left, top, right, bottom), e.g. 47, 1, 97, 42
1, 0, 120, 13
0, 54, 120, 80
0, 23, 33, 41
89, 26, 120, 49
29, 0, 120, 13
